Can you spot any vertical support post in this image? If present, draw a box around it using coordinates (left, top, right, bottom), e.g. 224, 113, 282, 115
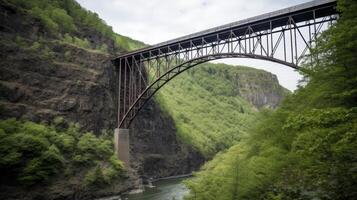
114, 128, 130, 168
270, 21, 273, 56
115, 59, 130, 169
117, 59, 121, 126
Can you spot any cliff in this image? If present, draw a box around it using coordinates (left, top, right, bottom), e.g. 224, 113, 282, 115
193, 63, 290, 109
0, 1, 202, 198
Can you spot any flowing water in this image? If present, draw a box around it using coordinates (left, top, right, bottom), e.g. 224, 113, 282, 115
123, 177, 189, 200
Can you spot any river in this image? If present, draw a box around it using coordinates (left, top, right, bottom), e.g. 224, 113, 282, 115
123, 177, 189, 200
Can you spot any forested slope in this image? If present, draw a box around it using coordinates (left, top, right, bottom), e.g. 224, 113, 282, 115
156, 63, 288, 157
185, 0, 357, 199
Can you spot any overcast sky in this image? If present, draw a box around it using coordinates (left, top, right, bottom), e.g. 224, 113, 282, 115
76, 0, 311, 91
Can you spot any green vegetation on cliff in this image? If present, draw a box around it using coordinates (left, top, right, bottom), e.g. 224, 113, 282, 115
185, 0, 357, 199
0, 118, 123, 187
156, 63, 287, 157
3, 0, 145, 53
0, 1, 135, 197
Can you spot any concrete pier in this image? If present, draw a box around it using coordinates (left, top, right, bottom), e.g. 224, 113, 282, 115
114, 128, 130, 168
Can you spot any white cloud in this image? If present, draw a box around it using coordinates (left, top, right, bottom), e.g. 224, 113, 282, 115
76, 0, 310, 91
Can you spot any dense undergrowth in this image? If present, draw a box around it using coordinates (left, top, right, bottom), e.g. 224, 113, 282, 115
0, 118, 123, 187
184, 0, 357, 199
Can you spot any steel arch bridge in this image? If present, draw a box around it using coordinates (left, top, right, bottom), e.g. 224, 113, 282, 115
112, 0, 338, 129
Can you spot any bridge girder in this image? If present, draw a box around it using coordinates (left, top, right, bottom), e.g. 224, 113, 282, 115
113, 0, 338, 128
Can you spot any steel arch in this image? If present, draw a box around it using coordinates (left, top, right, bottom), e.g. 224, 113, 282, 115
113, 0, 338, 128
119, 53, 299, 128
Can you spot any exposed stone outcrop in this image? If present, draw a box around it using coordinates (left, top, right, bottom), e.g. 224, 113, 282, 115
232, 72, 289, 109
193, 65, 289, 109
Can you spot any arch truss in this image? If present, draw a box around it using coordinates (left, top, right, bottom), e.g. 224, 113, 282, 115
112, 0, 338, 128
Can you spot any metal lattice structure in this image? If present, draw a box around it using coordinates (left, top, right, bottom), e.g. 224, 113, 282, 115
112, 0, 338, 128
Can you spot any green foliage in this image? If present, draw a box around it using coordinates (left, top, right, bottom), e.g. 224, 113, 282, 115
30, 41, 41, 51
185, 146, 241, 200
50, 8, 76, 33
42, 45, 55, 59
114, 33, 145, 51
84, 159, 122, 187
84, 165, 105, 186
63, 33, 73, 43
14, 35, 27, 47
73, 37, 91, 49
7, 0, 146, 52
156, 63, 259, 157
99, 43, 108, 53
185, 0, 357, 199
0, 119, 123, 187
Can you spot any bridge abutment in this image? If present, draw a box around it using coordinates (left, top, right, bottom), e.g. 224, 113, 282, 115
114, 128, 130, 168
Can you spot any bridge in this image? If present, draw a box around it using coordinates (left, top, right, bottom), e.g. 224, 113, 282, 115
112, 0, 338, 167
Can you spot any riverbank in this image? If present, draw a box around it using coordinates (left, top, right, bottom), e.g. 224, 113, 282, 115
124, 177, 189, 200
94, 175, 191, 200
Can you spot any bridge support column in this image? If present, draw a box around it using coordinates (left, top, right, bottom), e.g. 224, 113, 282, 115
114, 128, 130, 168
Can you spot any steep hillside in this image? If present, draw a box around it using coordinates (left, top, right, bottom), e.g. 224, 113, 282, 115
0, 0, 144, 54
0, 0, 199, 199
156, 63, 288, 157
184, 0, 357, 199
0, 0, 145, 133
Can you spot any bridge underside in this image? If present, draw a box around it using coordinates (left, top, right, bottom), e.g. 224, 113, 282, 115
113, 0, 338, 129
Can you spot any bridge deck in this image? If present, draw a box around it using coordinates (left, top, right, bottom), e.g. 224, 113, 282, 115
114, 0, 337, 62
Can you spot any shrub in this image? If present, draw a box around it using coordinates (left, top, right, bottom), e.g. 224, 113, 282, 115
0, 119, 123, 187
63, 33, 73, 43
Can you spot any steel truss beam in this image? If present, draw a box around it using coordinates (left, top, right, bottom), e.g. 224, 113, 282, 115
113, 0, 338, 128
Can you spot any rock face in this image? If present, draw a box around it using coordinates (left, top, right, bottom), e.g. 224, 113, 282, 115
193, 65, 290, 109
231, 71, 289, 109
0, 1, 203, 185
0, 40, 117, 133
131, 100, 204, 179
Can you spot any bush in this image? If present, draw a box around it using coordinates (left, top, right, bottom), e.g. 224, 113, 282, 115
63, 33, 73, 43
0, 119, 123, 187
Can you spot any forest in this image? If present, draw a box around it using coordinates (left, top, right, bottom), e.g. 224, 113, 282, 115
184, 0, 357, 199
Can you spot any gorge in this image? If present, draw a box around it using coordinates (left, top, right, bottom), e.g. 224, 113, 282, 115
0, 0, 287, 199
1, 0, 356, 200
